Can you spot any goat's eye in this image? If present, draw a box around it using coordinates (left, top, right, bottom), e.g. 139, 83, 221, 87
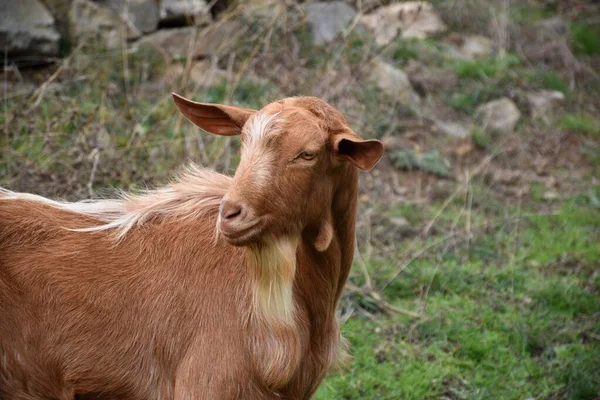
298, 151, 317, 161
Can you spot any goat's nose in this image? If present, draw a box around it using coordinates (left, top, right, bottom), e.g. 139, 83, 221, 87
220, 200, 243, 220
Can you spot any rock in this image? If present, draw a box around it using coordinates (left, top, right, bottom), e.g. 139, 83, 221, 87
460, 35, 493, 58
99, 0, 160, 34
163, 60, 228, 86
390, 216, 409, 228
447, 33, 494, 59
361, 1, 446, 46
304, 1, 357, 46
434, 120, 472, 139
0, 0, 60, 58
370, 58, 420, 110
476, 98, 521, 134
404, 60, 457, 95
70, 0, 140, 49
159, 0, 211, 27
526, 90, 565, 123
519, 17, 572, 68
136, 22, 242, 60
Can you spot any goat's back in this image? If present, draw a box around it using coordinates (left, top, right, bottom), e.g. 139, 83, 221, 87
0, 199, 251, 399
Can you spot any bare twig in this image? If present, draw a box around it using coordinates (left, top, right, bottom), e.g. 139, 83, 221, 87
87, 149, 100, 197
345, 283, 421, 319
27, 41, 85, 113
354, 243, 373, 291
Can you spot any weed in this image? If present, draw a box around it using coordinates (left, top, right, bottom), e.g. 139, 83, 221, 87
389, 149, 451, 177
454, 54, 520, 81
560, 114, 600, 137
570, 22, 600, 56
540, 70, 570, 94
471, 127, 492, 149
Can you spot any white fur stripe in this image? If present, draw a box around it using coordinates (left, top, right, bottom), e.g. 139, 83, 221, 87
0, 165, 231, 239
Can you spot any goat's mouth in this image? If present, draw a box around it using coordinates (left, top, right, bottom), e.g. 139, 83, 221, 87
218, 219, 264, 246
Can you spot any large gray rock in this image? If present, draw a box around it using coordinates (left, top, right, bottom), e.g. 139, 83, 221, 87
305, 1, 357, 46
361, 1, 446, 45
159, 0, 211, 26
136, 22, 241, 60
369, 58, 420, 110
404, 60, 457, 95
0, 0, 60, 58
476, 97, 521, 134
99, 0, 160, 34
70, 0, 140, 49
526, 90, 565, 123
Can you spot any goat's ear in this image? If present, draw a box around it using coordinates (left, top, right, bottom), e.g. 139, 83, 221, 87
332, 132, 384, 171
172, 93, 256, 136
314, 211, 333, 252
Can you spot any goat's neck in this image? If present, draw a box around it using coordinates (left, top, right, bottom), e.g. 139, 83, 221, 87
245, 167, 358, 391
300, 166, 359, 316
247, 167, 358, 325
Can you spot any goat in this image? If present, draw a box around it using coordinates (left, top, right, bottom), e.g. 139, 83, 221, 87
0, 94, 383, 399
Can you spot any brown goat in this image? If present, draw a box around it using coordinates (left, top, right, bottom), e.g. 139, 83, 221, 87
0, 94, 383, 399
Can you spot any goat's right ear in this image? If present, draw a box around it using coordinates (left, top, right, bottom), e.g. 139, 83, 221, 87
172, 93, 256, 136
332, 132, 384, 171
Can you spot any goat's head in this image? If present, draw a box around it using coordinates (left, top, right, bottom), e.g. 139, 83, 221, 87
173, 93, 383, 250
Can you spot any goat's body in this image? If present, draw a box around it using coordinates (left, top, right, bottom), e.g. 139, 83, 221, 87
0, 199, 254, 399
0, 171, 349, 399
0, 94, 381, 399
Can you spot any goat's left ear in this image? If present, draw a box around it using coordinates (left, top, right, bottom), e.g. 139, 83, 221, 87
332, 132, 384, 171
172, 93, 256, 136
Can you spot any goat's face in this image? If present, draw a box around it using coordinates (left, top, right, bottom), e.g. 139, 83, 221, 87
173, 94, 383, 249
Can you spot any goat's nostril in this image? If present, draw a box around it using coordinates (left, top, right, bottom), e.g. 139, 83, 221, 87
221, 201, 243, 220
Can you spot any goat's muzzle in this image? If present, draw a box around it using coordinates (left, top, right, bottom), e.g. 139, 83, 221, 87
218, 198, 262, 245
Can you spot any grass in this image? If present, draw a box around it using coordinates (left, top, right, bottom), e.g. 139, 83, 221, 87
446, 55, 521, 114
560, 114, 600, 137
389, 149, 451, 177
540, 70, 570, 94
570, 22, 600, 56
316, 197, 600, 400
453, 55, 520, 81
389, 38, 445, 67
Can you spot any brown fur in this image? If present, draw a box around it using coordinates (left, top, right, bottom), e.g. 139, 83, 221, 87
0, 95, 383, 399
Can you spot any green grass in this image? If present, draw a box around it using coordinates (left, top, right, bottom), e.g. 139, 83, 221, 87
317, 197, 600, 400
570, 22, 600, 56
389, 38, 445, 66
540, 70, 570, 94
446, 55, 521, 114
389, 149, 451, 177
453, 55, 520, 81
559, 114, 600, 137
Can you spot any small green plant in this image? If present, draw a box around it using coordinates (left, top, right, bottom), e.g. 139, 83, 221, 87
454, 54, 520, 81
389, 38, 444, 66
570, 22, 600, 55
390, 39, 419, 65
471, 126, 492, 149
540, 70, 570, 94
447, 83, 501, 114
559, 114, 600, 136
389, 149, 451, 177
202, 79, 275, 110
